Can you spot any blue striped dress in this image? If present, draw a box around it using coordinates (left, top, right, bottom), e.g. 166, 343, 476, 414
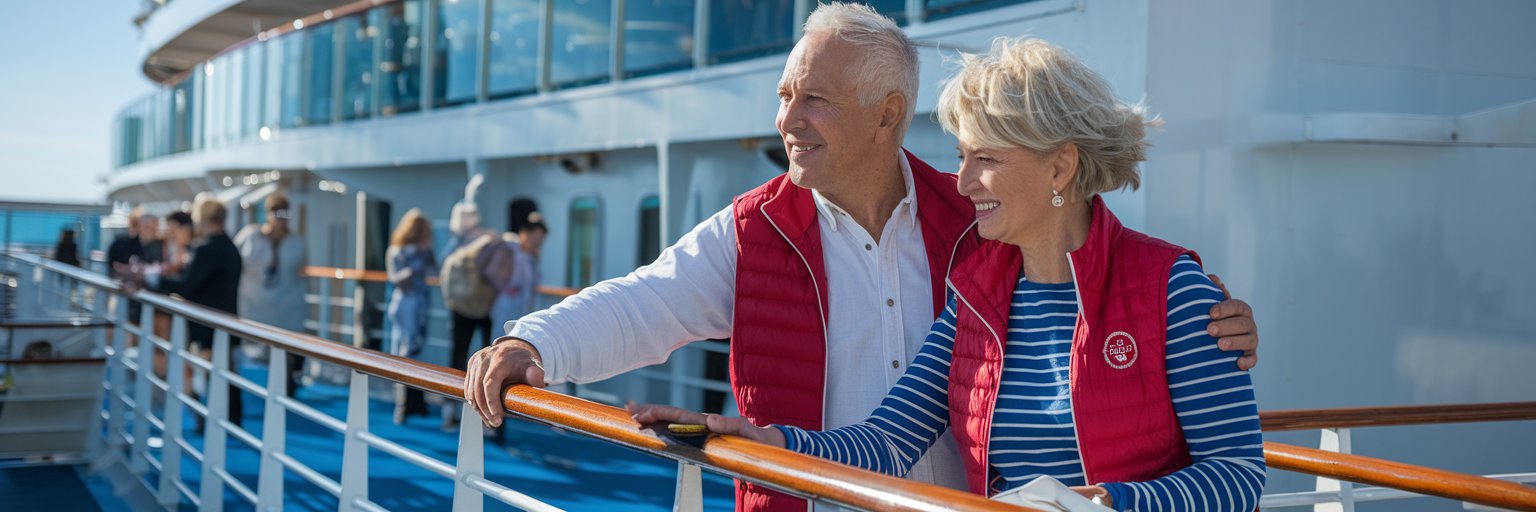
779, 256, 1265, 511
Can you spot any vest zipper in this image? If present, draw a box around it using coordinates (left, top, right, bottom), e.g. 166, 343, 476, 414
948, 276, 1004, 496
1064, 253, 1091, 485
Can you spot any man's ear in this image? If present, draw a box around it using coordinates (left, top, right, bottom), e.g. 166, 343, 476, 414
876, 91, 906, 142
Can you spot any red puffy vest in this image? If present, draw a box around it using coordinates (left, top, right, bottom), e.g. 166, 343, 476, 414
729, 150, 973, 511
946, 196, 1198, 495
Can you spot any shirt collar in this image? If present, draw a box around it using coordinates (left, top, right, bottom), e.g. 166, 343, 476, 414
810, 152, 918, 232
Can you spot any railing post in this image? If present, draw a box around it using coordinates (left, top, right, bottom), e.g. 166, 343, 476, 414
317, 277, 332, 339
159, 316, 189, 507
1314, 427, 1356, 512
199, 330, 232, 512
673, 462, 703, 512
86, 288, 113, 458
453, 402, 486, 512
256, 348, 289, 510
130, 303, 157, 475
105, 293, 131, 456
339, 371, 370, 512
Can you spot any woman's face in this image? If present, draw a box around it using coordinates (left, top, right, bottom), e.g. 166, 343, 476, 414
170, 223, 193, 246
955, 140, 1064, 246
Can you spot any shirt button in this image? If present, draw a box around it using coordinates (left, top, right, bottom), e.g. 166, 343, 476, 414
891, 360, 900, 369
886, 298, 895, 307
864, 244, 872, 251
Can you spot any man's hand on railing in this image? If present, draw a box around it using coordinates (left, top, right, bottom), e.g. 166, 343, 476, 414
466, 336, 549, 428
626, 402, 787, 448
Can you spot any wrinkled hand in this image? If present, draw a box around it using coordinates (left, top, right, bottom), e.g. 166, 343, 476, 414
626, 402, 786, 448
1207, 274, 1258, 371
464, 337, 548, 428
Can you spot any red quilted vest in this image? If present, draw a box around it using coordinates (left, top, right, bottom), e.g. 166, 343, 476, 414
729, 150, 973, 511
946, 196, 1198, 495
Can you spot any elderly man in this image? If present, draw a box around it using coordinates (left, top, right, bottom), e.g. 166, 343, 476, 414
466, 3, 1259, 510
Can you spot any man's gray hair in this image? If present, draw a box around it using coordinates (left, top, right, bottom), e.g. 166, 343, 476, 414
803, 2, 919, 132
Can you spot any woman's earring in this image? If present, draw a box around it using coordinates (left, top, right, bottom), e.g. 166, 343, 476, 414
1051, 190, 1065, 208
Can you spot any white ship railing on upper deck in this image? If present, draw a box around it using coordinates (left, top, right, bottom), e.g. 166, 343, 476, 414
6, 252, 1536, 511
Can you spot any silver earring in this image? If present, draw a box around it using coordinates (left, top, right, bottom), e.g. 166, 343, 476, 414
1051, 190, 1064, 208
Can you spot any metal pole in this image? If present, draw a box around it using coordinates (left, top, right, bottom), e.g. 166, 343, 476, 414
353, 191, 369, 349
158, 316, 188, 507
339, 371, 371, 512
452, 403, 485, 512
129, 304, 157, 476
199, 330, 232, 512
255, 348, 289, 509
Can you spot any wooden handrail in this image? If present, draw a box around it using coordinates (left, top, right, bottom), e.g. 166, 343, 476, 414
301, 265, 578, 297
1261, 402, 1536, 431
9, 254, 1026, 511
1264, 442, 1536, 510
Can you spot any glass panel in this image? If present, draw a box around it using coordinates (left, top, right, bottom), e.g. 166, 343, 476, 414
280, 33, 306, 128
173, 75, 194, 153
550, 0, 611, 87
623, 0, 692, 77
567, 197, 600, 287
925, 0, 1030, 21
307, 23, 337, 126
487, 0, 540, 96
265, 36, 284, 133
636, 195, 661, 265
375, 0, 426, 116
340, 14, 375, 120
243, 44, 265, 137
434, 0, 482, 106
707, 0, 793, 64
850, 0, 907, 25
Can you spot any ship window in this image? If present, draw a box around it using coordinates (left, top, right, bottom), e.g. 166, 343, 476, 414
925, 0, 1034, 22
374, 0, 425, 116
567, 197, 601, 287
306, 23, 337, 126
279, 32, 306, 128
637, 195, 661, 265
623, 0, 693, 78
340, 13, 376, 121
243, 44, 266, 137
550, 0, 612, 88
707, 0, 793, 65
264, 33, 285, 133
488, 0, 541, 97
434, 0, 483, 106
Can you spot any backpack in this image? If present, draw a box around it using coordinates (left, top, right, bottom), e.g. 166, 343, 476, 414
440, 233, 497, 318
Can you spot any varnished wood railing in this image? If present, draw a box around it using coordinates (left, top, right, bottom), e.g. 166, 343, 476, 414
1264, 442, 1536, 510
21, 254, 1025, 512
301, 265, 580, 298
1260, 401, 1536, 431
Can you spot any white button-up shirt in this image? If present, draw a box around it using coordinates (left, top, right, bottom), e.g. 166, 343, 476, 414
510, 155, 968, 492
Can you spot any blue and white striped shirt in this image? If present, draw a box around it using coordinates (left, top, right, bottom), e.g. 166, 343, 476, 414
780, 256, 1265, 511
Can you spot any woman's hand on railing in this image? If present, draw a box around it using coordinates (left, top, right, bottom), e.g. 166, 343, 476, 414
626, 402, 787, 448
465, 337, 549, 428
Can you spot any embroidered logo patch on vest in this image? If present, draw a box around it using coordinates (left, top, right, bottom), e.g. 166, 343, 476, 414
1103, 331, 1138, 369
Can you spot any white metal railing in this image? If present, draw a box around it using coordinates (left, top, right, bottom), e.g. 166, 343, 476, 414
7, 253, 1019, 512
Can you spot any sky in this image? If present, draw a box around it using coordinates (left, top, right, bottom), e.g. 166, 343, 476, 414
0, 0, 154, 204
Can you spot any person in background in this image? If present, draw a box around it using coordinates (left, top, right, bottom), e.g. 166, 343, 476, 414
108, 207, 148, 277
139, 213, 164, 265
443, 177, 495, 395
631, 37, 1265, 511
162, 211, 194, 276
490, 213, 546, 334
235, 193, 308, 397
386, 208, 438, 424
53, 229, 80, 267
118, 196, 244, 428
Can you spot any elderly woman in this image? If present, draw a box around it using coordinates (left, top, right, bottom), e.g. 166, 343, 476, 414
632, 38, 1265, 510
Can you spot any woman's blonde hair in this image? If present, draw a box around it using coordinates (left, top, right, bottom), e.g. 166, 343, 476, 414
936, 37, 1157, 199
390, 208, 431, 248
191, 194, 228, 228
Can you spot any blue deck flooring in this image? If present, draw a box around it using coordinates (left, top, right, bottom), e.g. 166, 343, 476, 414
122, 364, 736, 511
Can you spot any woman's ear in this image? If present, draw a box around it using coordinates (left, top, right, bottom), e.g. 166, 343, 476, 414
1051, 143, 1080, 197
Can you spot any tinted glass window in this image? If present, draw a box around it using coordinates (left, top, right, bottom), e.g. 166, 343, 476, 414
707, 0, 793, 64
375, 0, 425, 116
623, 0, 693, 77
307, 23, 337, 126
567, 197, 600, 287
434, 0, 482, 106
488, 0, 541, 96
550, 0, 611, 88
340, 14, 376, 120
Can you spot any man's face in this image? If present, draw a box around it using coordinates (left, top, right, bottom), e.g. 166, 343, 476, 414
775, 32, 882, 192
140, 218, 159, 239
